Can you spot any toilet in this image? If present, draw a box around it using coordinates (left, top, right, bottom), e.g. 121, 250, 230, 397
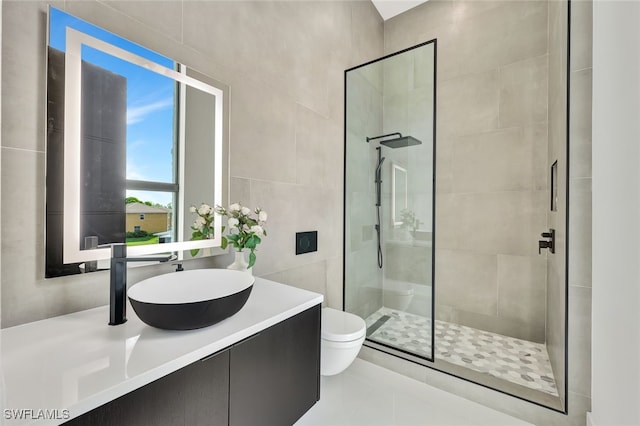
321, 307, 366, 376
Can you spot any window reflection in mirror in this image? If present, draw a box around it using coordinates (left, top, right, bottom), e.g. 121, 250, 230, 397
45, 7, 226, 277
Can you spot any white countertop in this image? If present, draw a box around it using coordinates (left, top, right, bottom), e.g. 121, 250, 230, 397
0, 277, 323, 425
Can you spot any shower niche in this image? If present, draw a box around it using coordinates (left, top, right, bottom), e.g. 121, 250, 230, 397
344, 0, 569, 412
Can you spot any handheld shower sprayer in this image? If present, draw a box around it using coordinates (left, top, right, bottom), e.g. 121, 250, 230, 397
365, 132, 422, 269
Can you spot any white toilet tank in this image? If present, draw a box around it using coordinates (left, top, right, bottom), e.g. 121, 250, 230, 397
321, 308, 366, 376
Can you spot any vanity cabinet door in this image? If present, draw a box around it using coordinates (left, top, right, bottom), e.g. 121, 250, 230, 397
65, 349, 229, 426
229, 304, 321, 426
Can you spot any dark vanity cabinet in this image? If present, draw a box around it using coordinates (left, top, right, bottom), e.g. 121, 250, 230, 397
65, 304, 321, 426
229, 304, 321, 426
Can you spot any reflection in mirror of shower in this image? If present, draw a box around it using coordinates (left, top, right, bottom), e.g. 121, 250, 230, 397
366, 133, 423, 268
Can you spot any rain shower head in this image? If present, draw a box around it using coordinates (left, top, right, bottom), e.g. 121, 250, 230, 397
380, 135, 422, 148
366, 132, 422, 149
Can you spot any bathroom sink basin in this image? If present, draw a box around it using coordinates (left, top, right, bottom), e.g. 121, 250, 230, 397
128, 269, 254, 330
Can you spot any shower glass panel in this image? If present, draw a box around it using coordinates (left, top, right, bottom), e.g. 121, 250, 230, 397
344, 40, 436, 362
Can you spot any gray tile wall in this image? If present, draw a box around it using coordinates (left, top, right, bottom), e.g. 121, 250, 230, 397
567, 0, 593, 410
386, 0, 550, 343
0, 0, 383, 327
368, 0, 593, 424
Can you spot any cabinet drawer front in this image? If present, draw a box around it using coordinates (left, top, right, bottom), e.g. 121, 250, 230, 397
229, 304, 321, 426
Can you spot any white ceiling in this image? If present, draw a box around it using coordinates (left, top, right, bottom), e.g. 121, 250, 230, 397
371, 0, 429, 21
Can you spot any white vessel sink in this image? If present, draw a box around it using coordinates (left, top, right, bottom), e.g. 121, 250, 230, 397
128, 269, 254, 330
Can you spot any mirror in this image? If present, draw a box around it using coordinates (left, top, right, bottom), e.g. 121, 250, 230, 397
391, 163, 407, 226
45, 7, 229, 277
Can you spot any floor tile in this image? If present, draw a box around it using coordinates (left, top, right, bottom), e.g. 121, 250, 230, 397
365, 308, 558, 396
296, 359, 533, 426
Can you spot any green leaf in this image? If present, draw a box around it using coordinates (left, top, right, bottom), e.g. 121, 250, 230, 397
248, 251, 256, 268
221, 237, 228, 249
245, 235, 258, 249
190, 248, 200, 257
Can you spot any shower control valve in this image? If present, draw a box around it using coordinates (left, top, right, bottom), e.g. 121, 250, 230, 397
538, 229, 555, 254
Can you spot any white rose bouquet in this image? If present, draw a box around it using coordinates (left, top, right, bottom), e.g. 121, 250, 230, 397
190, 203, 215, 256
215, 203, 267, 268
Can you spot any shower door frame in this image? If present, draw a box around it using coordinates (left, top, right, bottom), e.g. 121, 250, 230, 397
342, 38, 438, 363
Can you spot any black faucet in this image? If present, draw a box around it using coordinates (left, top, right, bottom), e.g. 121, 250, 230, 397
538, 229, 556, 255
109, 243, 174, 326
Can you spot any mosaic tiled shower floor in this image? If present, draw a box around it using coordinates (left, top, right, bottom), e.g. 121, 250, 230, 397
365, 307, 558, 396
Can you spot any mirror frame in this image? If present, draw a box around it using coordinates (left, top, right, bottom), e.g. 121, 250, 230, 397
60, 26, 225, 263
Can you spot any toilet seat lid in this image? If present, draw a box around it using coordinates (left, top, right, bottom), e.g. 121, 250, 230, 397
322, 308, 366, 342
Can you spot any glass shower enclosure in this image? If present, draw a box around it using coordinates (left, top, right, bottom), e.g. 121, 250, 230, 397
344, 0, 569, 411
344, 40, 437, 361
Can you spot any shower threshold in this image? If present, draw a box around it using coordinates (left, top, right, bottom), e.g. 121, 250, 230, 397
365, 307, 559, 397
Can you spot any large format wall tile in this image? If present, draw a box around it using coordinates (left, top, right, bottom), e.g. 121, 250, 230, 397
183, 1, 353, 120
454, 1, 547, 77
248, 179, 341, 276
570, 69, 593, 179
499, 55, 549, 128
570, 0, 593, 73
263, 260, 327, 300
350, 1, 384, 67
568, 285, 592, 398
451, 127, 537, 193
99, 1, 183, 43
496, 254, 546, 341
438, 70, 500, 138
435, 249, 498, 317
295, 104, 343, 189
230, 78, 297, 184
436, 190, 547, 256
384, 0, 453, 56
1, 149, 45, 250
325, 256, 344, 309
569, 177, 592, 288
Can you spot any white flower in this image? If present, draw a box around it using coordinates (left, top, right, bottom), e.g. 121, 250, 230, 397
228, 218, 239, 228
189, 206, 197, 213
241, 206, 251, 215
258, 210, 268, 222
250, 225, 264, 236
194, 216, 206, 229
229, 203, 241, 212
198, 203, 211, 216
242, 224, 250, 232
